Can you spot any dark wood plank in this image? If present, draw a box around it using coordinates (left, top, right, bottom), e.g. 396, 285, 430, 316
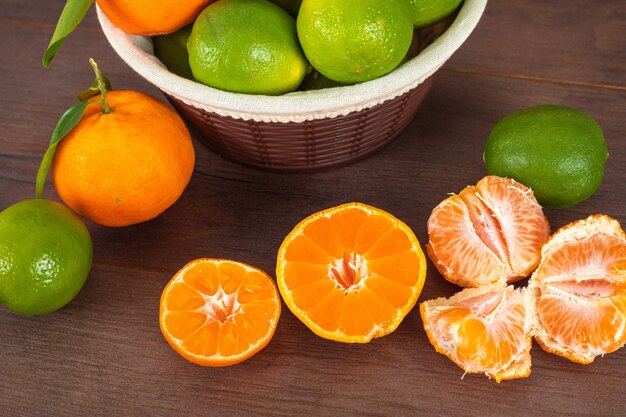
2, 1, 626, 416
448, 0, 626, 87
0, 0, 100, 28
2, 67, 626, 415
0, 24, 163, 157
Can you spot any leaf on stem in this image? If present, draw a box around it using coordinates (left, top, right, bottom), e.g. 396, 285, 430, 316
36, 101, 89, 198
77, 71, 112, 102
42, 0, 94, 68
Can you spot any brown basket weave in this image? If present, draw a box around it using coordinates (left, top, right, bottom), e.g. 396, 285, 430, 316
98, 1, 486, 172
165, 75, 435, 172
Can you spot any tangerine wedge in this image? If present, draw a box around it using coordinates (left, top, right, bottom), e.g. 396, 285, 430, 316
420, 285, 532, 382
159, 259, 281, 366
427, 176, 550, 287
529, 215, 626, 364
276, 202, 427, 343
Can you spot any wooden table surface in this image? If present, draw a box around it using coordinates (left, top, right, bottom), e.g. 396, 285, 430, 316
2, 1, 626, 416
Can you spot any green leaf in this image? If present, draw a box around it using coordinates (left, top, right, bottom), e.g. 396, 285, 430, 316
36, 101, 89, 198
42, 0, 94, 68
77, 72, 112, 102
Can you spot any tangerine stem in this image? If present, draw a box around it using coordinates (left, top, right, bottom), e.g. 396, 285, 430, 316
89, 58, 111, 114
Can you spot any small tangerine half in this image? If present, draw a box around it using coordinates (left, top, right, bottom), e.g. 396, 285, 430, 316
159, 258, 281, 366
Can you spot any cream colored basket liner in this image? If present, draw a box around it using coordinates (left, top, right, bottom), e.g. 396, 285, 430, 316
97, 0, 486, 123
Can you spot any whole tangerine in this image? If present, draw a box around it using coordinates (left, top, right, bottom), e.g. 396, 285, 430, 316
96, 0, 213, 35
51, 90, 195, 227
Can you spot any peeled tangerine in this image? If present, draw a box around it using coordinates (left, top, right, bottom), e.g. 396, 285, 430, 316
420, 285, 532, 382
427, 176, 550, 288
529, 214, 626, 364
421, 214, 626, 382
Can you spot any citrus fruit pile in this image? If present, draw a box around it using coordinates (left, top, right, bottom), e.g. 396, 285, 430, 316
147, 0, 464, 94
7, 0, 620, 383
421, 176, 626, 382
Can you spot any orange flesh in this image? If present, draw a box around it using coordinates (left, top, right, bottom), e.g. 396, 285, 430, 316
160, 259, 281, 366
421, 286, 531, 382
427, 176, 549, 287
531, 218, 626, 363
277, 203, 426, 342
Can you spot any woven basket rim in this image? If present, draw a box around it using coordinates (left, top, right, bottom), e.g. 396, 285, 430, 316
97, 0, 487, 123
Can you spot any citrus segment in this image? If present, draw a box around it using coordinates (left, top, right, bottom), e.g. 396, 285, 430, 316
427, 176, 550, 287
420, 285, 532, 382
529, 215, 626, 364
159, 259, 281, 366
276, 202, 427, 343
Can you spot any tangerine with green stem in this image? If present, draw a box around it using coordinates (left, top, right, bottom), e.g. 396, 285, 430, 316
51, 61, 195, 227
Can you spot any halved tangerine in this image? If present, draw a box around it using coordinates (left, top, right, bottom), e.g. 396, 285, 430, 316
427, 176, 550, 287
276, 202, 427, 343
529, 214, 626, 364
159, 258, 281, 366
420, 285, 532, 382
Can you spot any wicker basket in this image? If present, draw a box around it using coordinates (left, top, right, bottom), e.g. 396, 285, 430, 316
97, 0, 486, 172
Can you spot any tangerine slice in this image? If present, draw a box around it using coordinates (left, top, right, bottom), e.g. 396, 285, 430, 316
276, 202, 427, 343
427, 176, 550, 287
159, 258, 281, 366
529, 215, 626, 364
420, 285, 532, 382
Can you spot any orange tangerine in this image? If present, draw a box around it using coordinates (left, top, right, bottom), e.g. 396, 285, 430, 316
427, 176, 550, 287
529, 215, 626, 364
52, 90, 195, 227
96, 0, 213, 35
276, 202, 427, 343
420, 285, 532, 382
159, 259, 281, 366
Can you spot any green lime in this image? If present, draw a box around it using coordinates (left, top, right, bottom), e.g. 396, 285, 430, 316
0, 199, 92, 315
270, 0, 302, 17
188, 0, 308, 95
297, 0, 413, 83
408, 0, 463, 28
153, 24, 194, 80
484, 105, 608, 208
